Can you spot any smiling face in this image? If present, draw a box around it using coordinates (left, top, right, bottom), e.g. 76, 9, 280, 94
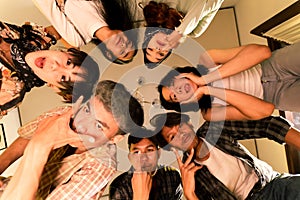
104, 30, 135, 62
25, 50, 85, 88
162, 77, 198, 103
146, 32, 171, 63
128, 138, 160, 172
160, 122, 198, 152
72, 96, 120, 149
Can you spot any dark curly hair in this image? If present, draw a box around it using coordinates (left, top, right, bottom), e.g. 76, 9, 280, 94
143, 1, 183, 29
158, 65, 213, 112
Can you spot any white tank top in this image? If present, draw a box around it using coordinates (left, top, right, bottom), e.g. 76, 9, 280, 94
211, 64, 263, 105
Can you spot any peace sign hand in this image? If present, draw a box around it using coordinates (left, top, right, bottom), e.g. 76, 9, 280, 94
172, 148, 201, 200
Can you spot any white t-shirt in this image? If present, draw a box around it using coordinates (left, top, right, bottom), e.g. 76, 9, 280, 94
33, 0, 108, 47
198, 140, 259, 199
211, 64, 264, 106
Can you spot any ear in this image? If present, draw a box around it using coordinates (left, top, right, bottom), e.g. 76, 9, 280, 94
110, 135, 124, 143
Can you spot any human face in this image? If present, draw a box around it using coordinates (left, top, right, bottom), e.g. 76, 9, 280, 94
104, 30, 135, 61
128, 138, 160, 172
162, 77, 198, 103
146, 32, 170, 63
161, 123, 198, 152
25, 50, 85, 88
72, 96, 120, 149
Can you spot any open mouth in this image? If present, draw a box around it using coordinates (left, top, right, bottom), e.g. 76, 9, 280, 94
184, 83, 191, 93
34, 57, 45, 69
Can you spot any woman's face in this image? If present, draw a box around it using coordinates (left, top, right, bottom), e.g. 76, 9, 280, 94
162, 77, 198, 103
104, 30, 135, 61
25, 50, 85, 88
146, 32, 170, 63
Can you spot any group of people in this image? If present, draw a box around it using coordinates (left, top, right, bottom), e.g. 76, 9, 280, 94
0, 0, 300, 199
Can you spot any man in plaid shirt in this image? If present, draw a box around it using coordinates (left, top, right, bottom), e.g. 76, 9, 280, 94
151, 112, 300, 200
0, 80, 144, 200
109, 129, 183, 200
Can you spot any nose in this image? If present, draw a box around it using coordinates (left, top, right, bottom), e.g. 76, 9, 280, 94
140, 153, 149, 162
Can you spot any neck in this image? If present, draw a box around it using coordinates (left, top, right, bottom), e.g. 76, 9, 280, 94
194, 138, 210, 162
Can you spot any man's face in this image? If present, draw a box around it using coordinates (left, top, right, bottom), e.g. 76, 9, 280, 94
128, 138, 160, 173
161, 122, 198, 152
72, 96, 120, 149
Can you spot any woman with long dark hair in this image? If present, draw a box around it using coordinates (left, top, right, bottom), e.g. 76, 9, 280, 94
141, 0, 224, 68
33, 0, 140, 64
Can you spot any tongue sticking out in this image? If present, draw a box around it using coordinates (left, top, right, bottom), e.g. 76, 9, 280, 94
35, 57, 45, 69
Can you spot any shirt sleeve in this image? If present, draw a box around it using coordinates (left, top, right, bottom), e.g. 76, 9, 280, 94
176, 0, 224, 38
46, 160, 116, 200
200, 116, 291, 144
18, 106, 70, 139
32, 0, 107, 47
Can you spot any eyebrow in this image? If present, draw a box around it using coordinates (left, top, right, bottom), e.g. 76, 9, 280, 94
86, 102, 110, 130
131, 144, 156, 151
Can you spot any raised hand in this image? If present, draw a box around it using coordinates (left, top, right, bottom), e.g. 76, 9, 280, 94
131, 163, 153, 200
173, 148, 201, 200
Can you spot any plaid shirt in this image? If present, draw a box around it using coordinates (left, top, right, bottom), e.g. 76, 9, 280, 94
18, 106, 117, 200
184, 116, 291, 200
109, 165, 183, 200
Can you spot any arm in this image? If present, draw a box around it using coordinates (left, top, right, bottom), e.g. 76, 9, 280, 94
1, 111, 87, 200
32, 0, 107, 47
131, 172, 152, 200
173, 149, 201, 200
176, 0, 224, 37
198, 44, 272, 85
199, 86, 275, 121
0, 137, 29, 174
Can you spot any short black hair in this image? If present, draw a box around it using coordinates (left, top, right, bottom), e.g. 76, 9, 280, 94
128, 127, 159, 150
151, 112, 190, 151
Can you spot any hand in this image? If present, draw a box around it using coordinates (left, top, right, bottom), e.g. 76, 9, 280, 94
175, 73, 205, 86
165, 30, 182, 49
131, 171, 152, 200
32, 99, 92, 150
173, 148, 201, 200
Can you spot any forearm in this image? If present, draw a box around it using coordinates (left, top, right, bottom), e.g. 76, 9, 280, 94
1, 141, 51, 200
202, 44, 271, 84
0, 137, 29, 174
285, 127, 300, 151
206, 86, 274, 120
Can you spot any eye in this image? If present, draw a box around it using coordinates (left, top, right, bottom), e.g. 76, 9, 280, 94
96, 122, 103, 131
147, 148, 155, 152
66, 59, 72, 66
83, 105, 90, 113
132, 150, 140, 154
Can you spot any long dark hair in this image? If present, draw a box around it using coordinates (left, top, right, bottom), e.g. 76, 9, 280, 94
142, 1, 184, 68
94, 0, 138, 64
158, 65, 213, 112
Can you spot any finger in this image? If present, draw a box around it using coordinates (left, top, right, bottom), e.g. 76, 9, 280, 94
171, 147, 183, 167
72, 95, 83, 117
186, 162, 196, 170
183, 148, 194, 167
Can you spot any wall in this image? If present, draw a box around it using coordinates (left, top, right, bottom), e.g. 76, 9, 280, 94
234, 0, 298, 173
